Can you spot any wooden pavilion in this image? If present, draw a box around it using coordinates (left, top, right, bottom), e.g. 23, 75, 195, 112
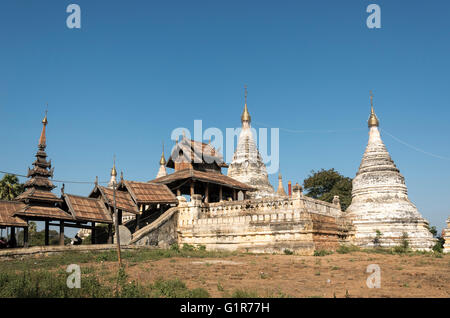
151, 136, 253, 202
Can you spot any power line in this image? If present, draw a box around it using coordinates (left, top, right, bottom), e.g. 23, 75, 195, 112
380, 129, 450, 161
0, 170, 109, 184
253, 121, 365, 134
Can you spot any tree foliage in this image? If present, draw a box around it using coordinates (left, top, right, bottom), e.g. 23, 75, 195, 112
303, 168, 352, 211
0, 174, 24, 201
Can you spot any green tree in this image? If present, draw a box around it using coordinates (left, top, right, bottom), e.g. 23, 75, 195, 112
303, 168, 352, 210
0, 174, 24, 201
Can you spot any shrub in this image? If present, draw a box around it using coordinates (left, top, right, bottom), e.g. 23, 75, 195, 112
432, 237, 444, 254
313, 250, 333, 256
373, 230, 382, 247
181, 243, 195, 251
284, 249, 294, 255
231, 288, 259, 298
336, 245, 360, 254
170, 243, 180, 252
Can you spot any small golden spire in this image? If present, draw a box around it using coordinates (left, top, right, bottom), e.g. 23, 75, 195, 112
368, 90, 379, 127
111, 155, 117, 177
42, 108, 48, 125
38, 109, 48, 148
160, 142, 166, 165
241, 85, 251, 123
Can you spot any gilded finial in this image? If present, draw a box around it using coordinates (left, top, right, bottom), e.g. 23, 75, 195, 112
160, 142, 166, 165
111, 155, 117, 177
42, 107, 48, 125
368, 90, 379, 127
241, 84, 251, 123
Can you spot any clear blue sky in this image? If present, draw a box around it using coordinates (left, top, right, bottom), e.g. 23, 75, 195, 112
1, 0, 449, 236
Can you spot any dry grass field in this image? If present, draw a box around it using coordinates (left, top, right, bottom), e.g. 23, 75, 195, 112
0, 246, 449, 298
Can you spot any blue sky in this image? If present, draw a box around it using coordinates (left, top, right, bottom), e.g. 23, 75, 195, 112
1, 0, 449, 235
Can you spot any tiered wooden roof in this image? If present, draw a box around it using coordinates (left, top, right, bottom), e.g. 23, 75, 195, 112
63, 194, 112, 224
89, 185, 139, 214
151, 168, 253, 191
121, 180, 178, 205
15, 188, 63, 203
166, 137, 228, 170
0, 201, 28, 227
14, 113, 71, 222
14, 204, 73, 221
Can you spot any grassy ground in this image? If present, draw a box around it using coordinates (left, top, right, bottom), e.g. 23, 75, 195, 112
0, 245, 448, 298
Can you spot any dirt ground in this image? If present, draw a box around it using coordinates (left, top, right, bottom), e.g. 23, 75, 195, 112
117, 252, 450, 298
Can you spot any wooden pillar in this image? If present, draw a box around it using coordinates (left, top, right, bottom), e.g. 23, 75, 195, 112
136, 214, 140, 231
190, 181, 195, 197
243, 191, 246, 200
233, 189, 237, 201
10, 227, 16, 248
176, 188, 181, 196
59, 221, 65, 246
107, 224, 113, 244
23, 226, 29, 248
91, 222, 96, 244
219, 185, 223, 202
205, 184, 209, 203
45, 220, 49, 246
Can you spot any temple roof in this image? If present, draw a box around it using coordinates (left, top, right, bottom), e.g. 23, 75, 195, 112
15, 188, 63, 203
121, 180, 178, 205
89, 185, 139, 214
0, 201, 28, 227
152, 168, 254, 191
166, 137, 228, 169
14, 204, 74, 221
63, 194, 113, 224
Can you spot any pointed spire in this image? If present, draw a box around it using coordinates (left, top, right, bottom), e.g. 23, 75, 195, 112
111, 155, 117, 177
38, 109, 48, 149
159, 142, 166, 165
156, 142, 168, 178
241, 85, 251, 124
368, 91, 379, 128
276, 172, 287, 196
108, 156, 117, 188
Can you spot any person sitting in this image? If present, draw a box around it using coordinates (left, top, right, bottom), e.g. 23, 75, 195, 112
71, 233, 82, 245
0, 237, 7, 249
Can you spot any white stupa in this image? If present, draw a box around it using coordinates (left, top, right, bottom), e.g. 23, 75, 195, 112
227, 86, 274, 198
346, 93, 435, 250
156, 144, 167, 178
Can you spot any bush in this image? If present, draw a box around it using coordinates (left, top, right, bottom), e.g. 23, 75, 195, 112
336, 245, 360, 254
283, 249, 294, 255
432, 237, 444, 254
231, 288, 259, 298
181, 243, 195, 251
313, 250, 333, 256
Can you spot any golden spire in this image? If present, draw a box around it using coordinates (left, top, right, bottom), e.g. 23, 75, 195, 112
368, 90, 379, 128
160, 142, 166, 165
111, 155, 117, 177
241, 85, 251, 123
38, 109, 48, 148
